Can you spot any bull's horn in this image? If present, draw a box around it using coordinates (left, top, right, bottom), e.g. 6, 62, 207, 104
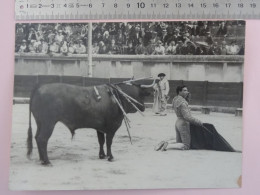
140, 79, 156, 88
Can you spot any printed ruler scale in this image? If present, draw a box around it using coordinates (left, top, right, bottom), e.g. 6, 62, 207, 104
15, 0, 260, 20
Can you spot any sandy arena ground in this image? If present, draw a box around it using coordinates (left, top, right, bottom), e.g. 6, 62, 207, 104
9, 104, 242, 190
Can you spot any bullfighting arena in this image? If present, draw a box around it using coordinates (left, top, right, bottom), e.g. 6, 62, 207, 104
9, 104, 242, 190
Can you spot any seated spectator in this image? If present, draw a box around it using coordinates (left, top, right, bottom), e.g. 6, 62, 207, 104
54, 23, 63, 31
150, 31, 160, 45
116, 29, 126, 46
98, 41, 108, 54
166, 41, 177, 55
118, 22, 126, 35
100, 23, 108, 35
182, 34, 197, 55
129, 24, 142, 47
16, 25, 26, 50
69, 32, 82, 43
68, 42, 76, 54
18, 40, 27, 53
176, 41, 184, 55
93, 32, 103, 45
220, 41, 228, 55
103, 31, 111, 46
154, 22, 163, 39
195, 42, 209, 55
152, 40, 165, 55
161, 29, 168, 45
125, 23, 136, 42
205, 32, 214, 45
92, 41, 99, 54
146, 40, 156, 55
181, 21, 191, 35
185, 41, 197, 55
75, 40, 87, 54
107, 39, 120, 54
16, 24, 25, 34
216, 21, 228, 37
47, 30, 56, 44
34, 39, 42, 49
208, 42, 221, 55
64, 24, 73, 36
49, 41, 60, 54
199, 23, 210, 36
28, 40, 37, 53
81, 24, 88, 37
55, 30, 64, 44
190, 21, 200, 38
125, 41, 135, 55
227, 41, 240, 55
143, 25, 153, 46
109, 23, 117, 37
183, 33, 191, 44
238, 44, 244, 55
71, 24, 81, 35
135, 39, 146, 55
92, 23, 100, 35
60, 41, 68, 55
172, 29, 182, 43
37, 39, 48, 54
35, 29, 44, 41
26, 28, 37, 42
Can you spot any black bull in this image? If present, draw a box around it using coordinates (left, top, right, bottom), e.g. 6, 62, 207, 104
27, 82, 154, 165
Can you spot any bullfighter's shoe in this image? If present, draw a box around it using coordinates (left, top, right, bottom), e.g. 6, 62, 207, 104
161, 142, 168, 151
154, 141, 166, 151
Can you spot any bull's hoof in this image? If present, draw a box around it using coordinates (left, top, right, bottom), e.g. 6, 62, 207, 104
99, 154, 107, 159
107, 156, 114, 162
41, 161, 52, 166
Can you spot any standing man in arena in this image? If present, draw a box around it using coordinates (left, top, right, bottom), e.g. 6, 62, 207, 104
153, 73, 170, 116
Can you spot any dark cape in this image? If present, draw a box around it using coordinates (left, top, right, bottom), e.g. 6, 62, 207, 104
190, 123, 236, 152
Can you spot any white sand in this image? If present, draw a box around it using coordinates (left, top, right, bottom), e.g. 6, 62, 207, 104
9, 104, 242, 190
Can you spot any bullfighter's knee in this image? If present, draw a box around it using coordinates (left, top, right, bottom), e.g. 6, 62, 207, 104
181, 144, 190, 150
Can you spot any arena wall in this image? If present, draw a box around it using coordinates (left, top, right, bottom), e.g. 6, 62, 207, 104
15, 54, 244, 82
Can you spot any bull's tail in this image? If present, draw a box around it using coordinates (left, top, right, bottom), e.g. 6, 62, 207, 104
27, 98, 33, 158
27, 114, 33, 158
27, 84, 40, 159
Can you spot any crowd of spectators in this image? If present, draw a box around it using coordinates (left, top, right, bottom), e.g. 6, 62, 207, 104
15, 21, 245, 56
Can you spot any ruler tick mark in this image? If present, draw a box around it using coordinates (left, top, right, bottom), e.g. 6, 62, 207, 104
15, 0, 260, 20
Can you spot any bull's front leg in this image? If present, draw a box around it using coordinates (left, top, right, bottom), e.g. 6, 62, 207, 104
106, 132, 115, 162
97, 131, 106, 159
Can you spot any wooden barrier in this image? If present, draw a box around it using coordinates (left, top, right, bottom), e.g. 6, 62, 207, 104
13, 75, 243, 109
235, 108, 243, 116
201, 107, 211, 114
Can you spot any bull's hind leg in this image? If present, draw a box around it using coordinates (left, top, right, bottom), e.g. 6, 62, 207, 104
106, 132, 115, 162
35, 126, 44, 162
97, 131, 106, 159
35, 122, 55, 165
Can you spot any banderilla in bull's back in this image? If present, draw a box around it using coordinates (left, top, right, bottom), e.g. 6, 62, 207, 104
26, 78, 155, 165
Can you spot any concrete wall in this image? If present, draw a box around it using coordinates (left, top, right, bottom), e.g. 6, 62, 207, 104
15, 53, 244, 82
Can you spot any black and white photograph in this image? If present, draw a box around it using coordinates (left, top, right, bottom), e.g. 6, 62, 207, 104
10, 20, 244, 190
